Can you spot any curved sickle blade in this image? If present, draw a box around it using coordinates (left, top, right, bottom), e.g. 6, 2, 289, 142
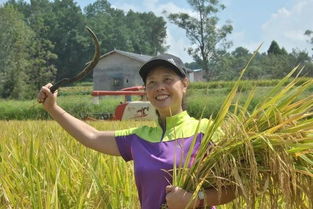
50, 26, 101, 93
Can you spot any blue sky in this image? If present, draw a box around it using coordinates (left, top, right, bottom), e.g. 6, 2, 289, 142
1, 0, 313, 62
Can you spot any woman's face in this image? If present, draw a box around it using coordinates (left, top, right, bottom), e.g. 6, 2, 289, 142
145, 66, 188, 117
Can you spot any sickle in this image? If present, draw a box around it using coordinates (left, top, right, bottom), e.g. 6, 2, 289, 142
50, 26, 100, 93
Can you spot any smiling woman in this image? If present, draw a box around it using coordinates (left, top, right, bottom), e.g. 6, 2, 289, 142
37, 53, 235, 209
142, 54, 189, 120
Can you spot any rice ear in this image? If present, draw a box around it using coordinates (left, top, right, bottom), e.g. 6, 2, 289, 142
172, 50, 313, 208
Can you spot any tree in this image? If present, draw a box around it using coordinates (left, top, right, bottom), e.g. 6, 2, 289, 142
211, 47, 257, 80
290, 49, 313, 77
85, 0, 167, 56
27, 39, 58, 93
305, 30, 313, 52
267, 40, 287, 55
3, 0, 58, 97
84, 0, 111, 17
126, 10, 168, 55
231, 47, 249, 58
167, 0, 233, 80
7, 0, 88, 81
48, 0, 87, 80
185, 61, 201, 70
0, 6, 33, 99
23, 0, 57, 91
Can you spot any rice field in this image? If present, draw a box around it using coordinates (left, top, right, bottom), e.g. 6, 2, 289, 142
2, 119, 310, 208
1, 120, 245, 209
0, 120, 155, 209
1, 114, 311, 208
0, 73, 312, 208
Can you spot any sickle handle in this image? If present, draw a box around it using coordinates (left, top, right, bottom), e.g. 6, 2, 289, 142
50, 78, 70, 93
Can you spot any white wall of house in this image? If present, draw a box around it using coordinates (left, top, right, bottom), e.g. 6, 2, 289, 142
93, 53, 145, 90
188, 71, 195, 82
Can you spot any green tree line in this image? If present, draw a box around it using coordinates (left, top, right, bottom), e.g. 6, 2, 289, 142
0, 0, 167, 99
0, 0, 312, 100
209, 41, 313, 80
185, 40, 313, 80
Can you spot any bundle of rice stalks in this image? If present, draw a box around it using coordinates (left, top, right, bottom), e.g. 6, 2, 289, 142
173, 53, 313, 209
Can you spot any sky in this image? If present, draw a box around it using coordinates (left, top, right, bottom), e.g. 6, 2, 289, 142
1, 0, 313, 62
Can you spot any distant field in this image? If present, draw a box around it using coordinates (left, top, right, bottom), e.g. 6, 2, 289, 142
0, 78, 312, 120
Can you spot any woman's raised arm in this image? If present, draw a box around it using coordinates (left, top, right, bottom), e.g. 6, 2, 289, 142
38, 83, 120, 156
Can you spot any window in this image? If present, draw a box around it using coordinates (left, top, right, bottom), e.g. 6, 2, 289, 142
113, 78, 122, 87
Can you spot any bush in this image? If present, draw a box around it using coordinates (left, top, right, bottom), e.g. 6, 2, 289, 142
0, 95, 121, 120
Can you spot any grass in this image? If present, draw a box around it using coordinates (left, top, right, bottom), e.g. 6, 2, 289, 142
187, 85, 312, 118
0, 95, 122, 120
189, 77, 313, 90
1, 83, 312, 120
0, 78, 312, 120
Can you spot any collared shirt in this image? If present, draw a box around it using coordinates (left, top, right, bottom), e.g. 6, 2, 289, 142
115, 111, 220, 209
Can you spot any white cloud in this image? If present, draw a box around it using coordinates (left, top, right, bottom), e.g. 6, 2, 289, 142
229, 31, 263, 53
143, 0, 196, 16
143, 0, 159, 10
166, 23, 193, 62
111, 3, 140, 12
261, 0, 313, 53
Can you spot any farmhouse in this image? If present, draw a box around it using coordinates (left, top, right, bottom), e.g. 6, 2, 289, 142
93, 49, 204, 91
93, 50, 151, 91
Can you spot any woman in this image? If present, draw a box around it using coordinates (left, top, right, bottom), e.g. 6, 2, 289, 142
38, 53, 235, 209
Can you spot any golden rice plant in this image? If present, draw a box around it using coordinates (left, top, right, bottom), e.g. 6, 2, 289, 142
173, 51, 313, 209
0, 120, 151, 209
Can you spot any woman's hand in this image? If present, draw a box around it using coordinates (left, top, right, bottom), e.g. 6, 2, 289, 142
165, 186, 199, 209
37, 83, 57, 111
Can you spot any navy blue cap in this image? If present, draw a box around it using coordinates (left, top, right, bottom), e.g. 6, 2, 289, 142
139, 54, 187, 82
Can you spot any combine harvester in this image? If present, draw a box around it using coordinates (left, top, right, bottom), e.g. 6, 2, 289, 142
91, 86, 157, 121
